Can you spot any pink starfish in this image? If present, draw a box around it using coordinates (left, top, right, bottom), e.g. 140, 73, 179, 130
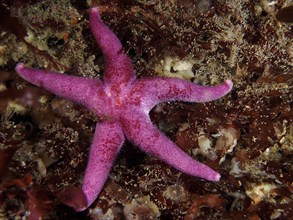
16, 7, 233, 210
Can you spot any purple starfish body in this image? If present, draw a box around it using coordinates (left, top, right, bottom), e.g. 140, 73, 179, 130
16, 7, 233, 210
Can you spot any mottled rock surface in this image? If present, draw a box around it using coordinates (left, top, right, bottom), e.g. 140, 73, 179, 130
0, 0, 292, 219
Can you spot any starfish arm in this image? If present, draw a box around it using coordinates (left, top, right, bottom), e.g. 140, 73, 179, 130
133, 77, 233, 109
80, 121, 125, 210
121, 110, 220, 182
15, 63, 105, 113
89, 7, 135, 85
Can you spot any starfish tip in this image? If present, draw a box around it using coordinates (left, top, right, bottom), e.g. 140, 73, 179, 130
75, 206, 87, 212
15, 62, 25, 73
225, 79, 233, 89
90, 7, 99, 15
214, 172, 221, 181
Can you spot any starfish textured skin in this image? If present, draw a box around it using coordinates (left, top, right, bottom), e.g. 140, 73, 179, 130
15, 7, 233, 210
